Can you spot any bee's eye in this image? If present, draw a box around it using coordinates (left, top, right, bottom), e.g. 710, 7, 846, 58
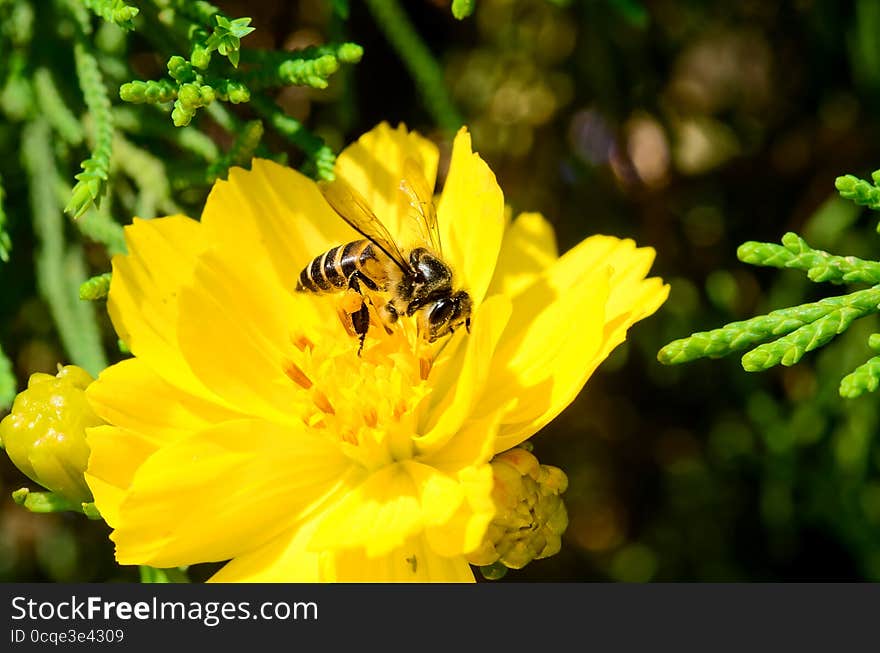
428, 298, 455, 325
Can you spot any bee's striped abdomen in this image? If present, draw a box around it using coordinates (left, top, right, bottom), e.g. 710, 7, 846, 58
296, 240, 383, 293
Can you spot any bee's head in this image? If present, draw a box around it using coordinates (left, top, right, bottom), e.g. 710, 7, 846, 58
420, 291, 472, 342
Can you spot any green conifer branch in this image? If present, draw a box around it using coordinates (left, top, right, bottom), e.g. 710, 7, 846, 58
737, 232, 880, 284
119, 79, 178, 104
172, 0, 221, 30
81, 0, 139, 31
207, 119, 263, 181
203, 15, 254, 68
0, 342, 15, 411
239, 43, 363, 90
452, 0, 477, 20
57, 174, 126, 254
0, 173, 9, 263
58, 0, 93, 36
112, 105, 220, 161
836, 171, 880, 212
171, 81, 213, 126
662, 166, 880, 398
66, 39, 114, 219
364, 0, 463, 133
208, 77, 250, 103
740, 288, 880, 370
76, 205, 127, 254
1, 1, 34, 46
168, 2, 253, 69
79, 272, 112, 300
1, 51, 34, 120
33, 67, 85, 146
658, 285, 880, 367
331, 0, 350, 19
22, 119, 107, 375
123, 57, 251, 126
250, 95, 336, 181
113, 132, 180, 216
839, 355, 880, 398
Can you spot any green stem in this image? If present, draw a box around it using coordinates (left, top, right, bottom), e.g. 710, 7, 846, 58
12, 488, 81, 514
364, 0, 463, 133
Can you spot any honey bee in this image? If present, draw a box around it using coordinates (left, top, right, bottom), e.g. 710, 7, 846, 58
296, 159, 472, 353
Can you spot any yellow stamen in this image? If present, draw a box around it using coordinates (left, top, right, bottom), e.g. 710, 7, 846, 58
312, 389, 335, 415
291, 333, 315, 352
419, 356, 432, 381
283, 360, 313, 389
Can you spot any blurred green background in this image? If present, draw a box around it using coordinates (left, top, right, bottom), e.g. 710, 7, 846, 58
3, 0, 880, 582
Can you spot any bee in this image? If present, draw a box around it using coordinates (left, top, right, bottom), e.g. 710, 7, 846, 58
296, 159, 472, 353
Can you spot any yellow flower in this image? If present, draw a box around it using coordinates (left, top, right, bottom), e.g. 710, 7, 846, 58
84, 123, 668, 582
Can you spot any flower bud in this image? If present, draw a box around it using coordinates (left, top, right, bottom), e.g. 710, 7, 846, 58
467, 446, 569, 571
0, 365, 103, 505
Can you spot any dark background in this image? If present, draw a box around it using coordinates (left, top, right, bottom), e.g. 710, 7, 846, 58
2, 0, 880, 582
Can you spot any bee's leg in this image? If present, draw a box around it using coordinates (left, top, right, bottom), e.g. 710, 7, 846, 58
346, 271, 373, 355
351, 301, 370, 355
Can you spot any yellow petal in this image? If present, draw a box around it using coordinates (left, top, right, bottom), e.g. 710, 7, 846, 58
175, 246, 319, 424
334, 122, 440, 240
208, 516, 325, 583
203, 159, 357, 284
108, 216, 219, 401
481, 264, 611, 453
309, 460, 474, 557
554, 236, 663, 322
425, 463, 496, 558
418, 294, 511, 454
487, 212, 559, 299
404, 460, 465, 528
326, 535, 475, 582
488, 236, 668, 451
84, 425, 160, 528
308, 462, 425, 557
436, 127, 505, 305
85, 358, 245, 528
599, 276, 669, 364
212, 527, 474, 582
110, 419, 352, 567
421, 409, 503, 473
87, 358, 244, 443
549, 236, 668, 370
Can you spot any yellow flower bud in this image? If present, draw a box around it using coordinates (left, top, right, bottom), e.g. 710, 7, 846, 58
0, 365, 102, 505
467, 446, 570, 573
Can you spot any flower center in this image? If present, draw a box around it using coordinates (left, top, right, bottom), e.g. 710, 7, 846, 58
282, 298, 436, 471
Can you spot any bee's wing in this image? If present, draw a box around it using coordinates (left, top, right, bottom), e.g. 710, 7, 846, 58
319, 177, 412, 274
400, 158, 442, 255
